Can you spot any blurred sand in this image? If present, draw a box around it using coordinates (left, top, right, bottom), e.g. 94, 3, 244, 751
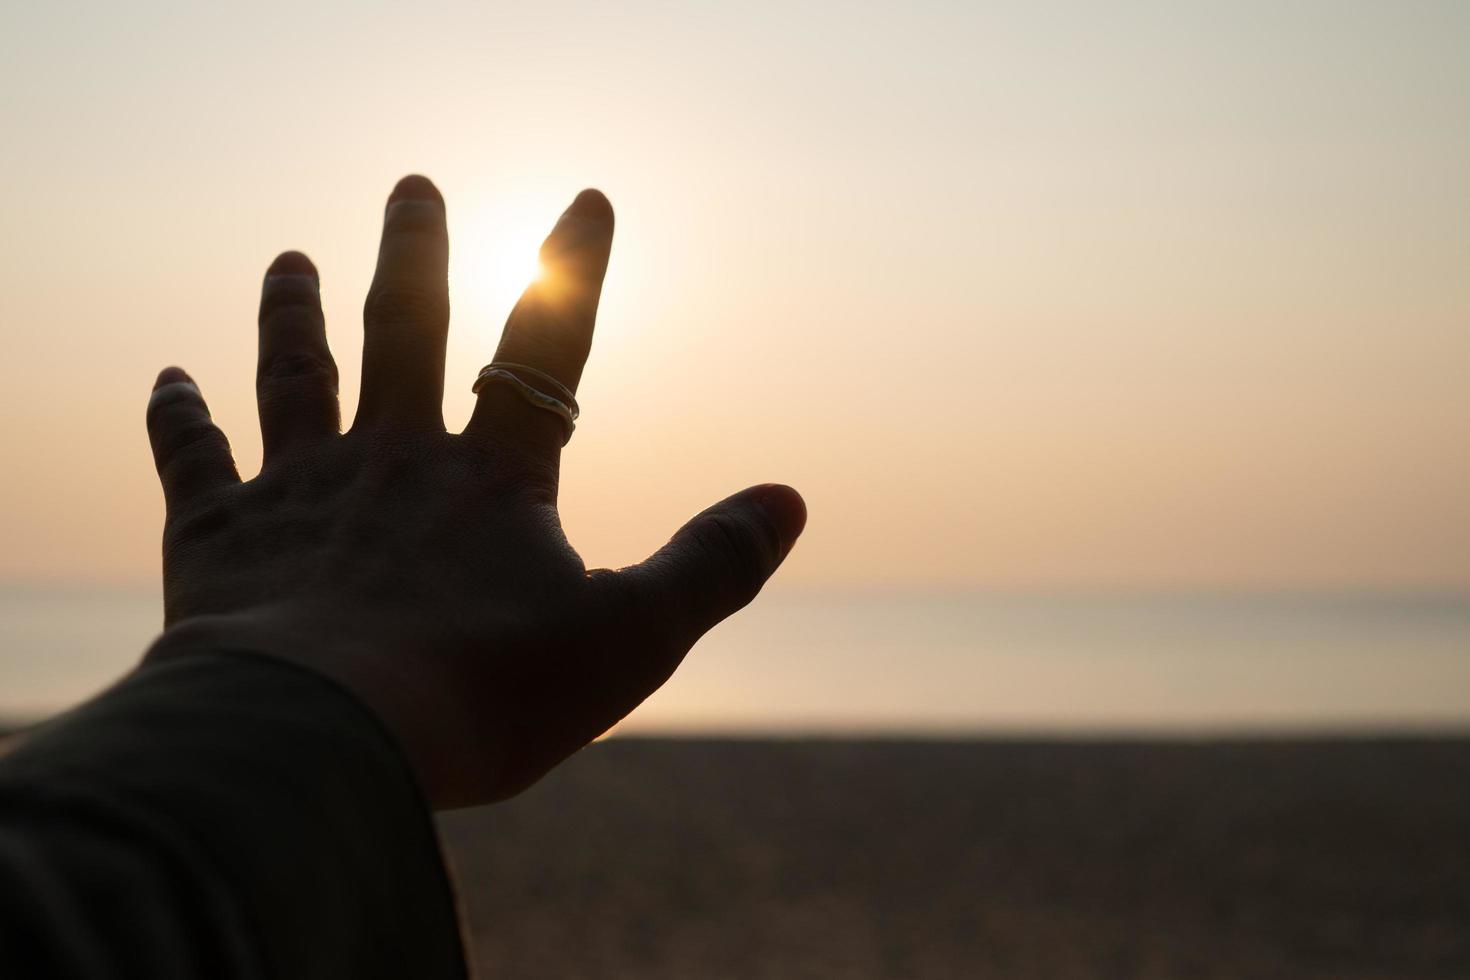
440, 738, 1470, 979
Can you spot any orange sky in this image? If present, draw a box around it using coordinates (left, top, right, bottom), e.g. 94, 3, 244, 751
1, 2, 1467, 592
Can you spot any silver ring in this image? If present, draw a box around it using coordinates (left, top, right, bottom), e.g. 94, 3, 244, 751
472, 363, 577, 444
481, 362, 579, 420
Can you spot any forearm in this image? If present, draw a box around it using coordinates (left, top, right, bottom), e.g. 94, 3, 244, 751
0, 650, 467, 979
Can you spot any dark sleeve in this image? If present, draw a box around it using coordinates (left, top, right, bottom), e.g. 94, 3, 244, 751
0, 651, 468, 980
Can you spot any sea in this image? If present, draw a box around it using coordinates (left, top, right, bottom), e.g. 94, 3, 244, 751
2, 588, 1468, 734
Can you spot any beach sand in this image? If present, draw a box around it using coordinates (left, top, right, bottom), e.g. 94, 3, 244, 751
440, 738, 1470, 979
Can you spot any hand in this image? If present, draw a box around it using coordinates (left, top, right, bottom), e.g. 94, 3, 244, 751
142, 176, 806, 808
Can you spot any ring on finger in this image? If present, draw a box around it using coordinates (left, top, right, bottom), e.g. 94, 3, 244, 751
472, 362, 579, 444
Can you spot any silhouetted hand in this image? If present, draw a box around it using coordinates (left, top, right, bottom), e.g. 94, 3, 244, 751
143, 176, 805, 808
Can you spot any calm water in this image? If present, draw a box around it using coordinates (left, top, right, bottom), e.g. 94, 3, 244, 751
2, 588, 1468, 732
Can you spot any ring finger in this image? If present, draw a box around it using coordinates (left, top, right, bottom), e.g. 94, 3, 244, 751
463, 189, 614, 456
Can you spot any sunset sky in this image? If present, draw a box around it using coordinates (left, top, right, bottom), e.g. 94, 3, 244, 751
2, 1, 1467, 594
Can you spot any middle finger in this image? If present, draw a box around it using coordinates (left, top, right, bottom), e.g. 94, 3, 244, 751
354, 174, 451, 431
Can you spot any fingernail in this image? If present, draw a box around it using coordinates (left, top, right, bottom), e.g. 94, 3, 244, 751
563, 188, 614, 223
153, 366, 195, 390
387, 174, 443, 207
544, 190, 613, 264
265, 250, 317, 278
753, 484, 807, 555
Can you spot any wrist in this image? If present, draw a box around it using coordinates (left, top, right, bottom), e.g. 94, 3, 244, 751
144, 608, 496, 808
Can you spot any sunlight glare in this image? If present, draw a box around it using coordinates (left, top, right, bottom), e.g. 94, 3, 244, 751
449, 199, 554, 338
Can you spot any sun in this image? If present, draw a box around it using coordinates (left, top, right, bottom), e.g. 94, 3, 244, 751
449, 199, 555, 334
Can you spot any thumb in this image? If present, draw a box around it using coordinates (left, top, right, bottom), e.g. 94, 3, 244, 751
609, 484, 807, 649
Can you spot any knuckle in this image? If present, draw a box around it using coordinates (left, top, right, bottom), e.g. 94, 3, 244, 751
257, 350, 339, 391
145, 382, 203, 431
504, 301, 593, 363
156, 420, 229, 462
450, 432, 559, 505
164, 493, 233, 546
363, 282, 449, 329
383, 199, 447, 237
258, 279, 322, 323
690, 510, 774, 596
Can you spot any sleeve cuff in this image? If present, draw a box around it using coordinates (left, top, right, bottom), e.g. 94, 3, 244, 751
0, 650, 468, 979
